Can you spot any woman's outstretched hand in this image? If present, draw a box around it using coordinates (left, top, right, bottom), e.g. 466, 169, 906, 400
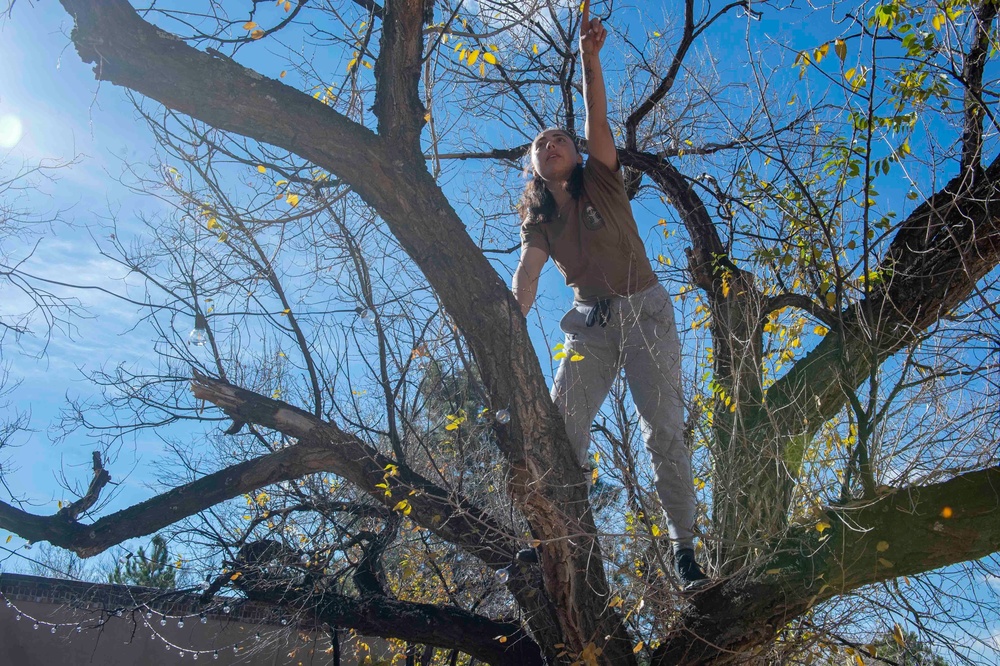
579, 0, 607, 55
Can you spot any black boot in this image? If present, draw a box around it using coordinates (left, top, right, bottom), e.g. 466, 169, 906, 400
674, 548, 710, 590
515, 547, 540, 564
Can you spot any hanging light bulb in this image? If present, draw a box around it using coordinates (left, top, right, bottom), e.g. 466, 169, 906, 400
199, 614, 207, 624
177, 619, 185, 628
495, 409, 511, 424
188, 312, 209, 347
50, 626, 56, 634
494, 565, 511, 584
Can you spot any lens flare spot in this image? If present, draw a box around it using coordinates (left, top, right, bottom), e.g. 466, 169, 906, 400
0, 115, 24, 148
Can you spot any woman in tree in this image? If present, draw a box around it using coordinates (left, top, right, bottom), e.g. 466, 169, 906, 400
511, 0, 708, 589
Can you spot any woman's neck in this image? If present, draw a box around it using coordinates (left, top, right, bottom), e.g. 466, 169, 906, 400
546, 181, 574, 209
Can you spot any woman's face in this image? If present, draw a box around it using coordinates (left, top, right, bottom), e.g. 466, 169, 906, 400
531, 129, 582, 182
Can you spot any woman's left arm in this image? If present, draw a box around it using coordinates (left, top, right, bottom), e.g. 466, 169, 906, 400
580, 0, 617, 170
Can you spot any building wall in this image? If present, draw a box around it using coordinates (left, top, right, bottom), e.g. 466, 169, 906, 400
0, 574, 389, 666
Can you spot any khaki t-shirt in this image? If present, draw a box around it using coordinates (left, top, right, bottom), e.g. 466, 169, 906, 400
520, 158, 657, 304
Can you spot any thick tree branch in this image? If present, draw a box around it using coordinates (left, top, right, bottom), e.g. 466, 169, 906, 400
960, 1, 997, 175
651, 465, 1000, 665
0, 376, 517, 566
57, 451, 111, 521
764, 158, 1000, 447
246, 587, 544, 666
373, 0, 428, 149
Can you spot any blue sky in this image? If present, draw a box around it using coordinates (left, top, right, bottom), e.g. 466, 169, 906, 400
1, 6, 175, 515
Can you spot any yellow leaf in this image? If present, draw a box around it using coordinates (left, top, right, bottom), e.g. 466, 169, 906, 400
251, 29, 265, 39
243, 21, 258, 30
495, 635, 508, 644
479, 62, 485, 77
280, 70, 287, 78
553, 342, 564, 350
591, 467, 599, 485
468, 50, 480, 66
651, 524, 661, 537
230, 572, 243, 580
553, 351, 567, 360
483, 52, 498, 65
653, 31, 661, 37
854, 654, 865, 666
347, 58, 358, 71
217, 231, 229, 243
845, 67, 856, 81
362, 61, 372, 69
633, 642, 644, 654
281, 308, 291, 316
876, 540, 889, 552
284, 0, 291, 10
765, 568, 782, 575
814, 325, 829, 336
257, 165, 267, 174
834, 39, 847, 63
815, 520, 831, 534
569, 353, 585, 362
878, 558, 894, 568
932, 12, 945, 31
286, 193, 300, 207
940, 506, 953, 518
445, 422, 459, 431
532, 43, 539, 54
893, 623, 905, 647
57, 500, 63, 509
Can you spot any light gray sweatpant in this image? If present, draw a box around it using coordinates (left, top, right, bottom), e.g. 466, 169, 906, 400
551, 282, 698, 551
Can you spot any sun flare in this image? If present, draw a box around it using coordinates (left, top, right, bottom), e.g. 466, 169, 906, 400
0, 114, 24, 148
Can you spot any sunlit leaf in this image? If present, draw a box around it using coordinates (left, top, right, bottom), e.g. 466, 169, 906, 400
243, 21, 258, 30
251, 29, 265, 40
483, 52, 497, 65
468, 50, 480, 66
257, 165, 266, 174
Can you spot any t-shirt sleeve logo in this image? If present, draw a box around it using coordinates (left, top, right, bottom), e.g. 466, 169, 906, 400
582, 204, 606, 230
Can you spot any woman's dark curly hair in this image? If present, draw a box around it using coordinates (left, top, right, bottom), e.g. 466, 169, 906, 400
517, 130, 585, 226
